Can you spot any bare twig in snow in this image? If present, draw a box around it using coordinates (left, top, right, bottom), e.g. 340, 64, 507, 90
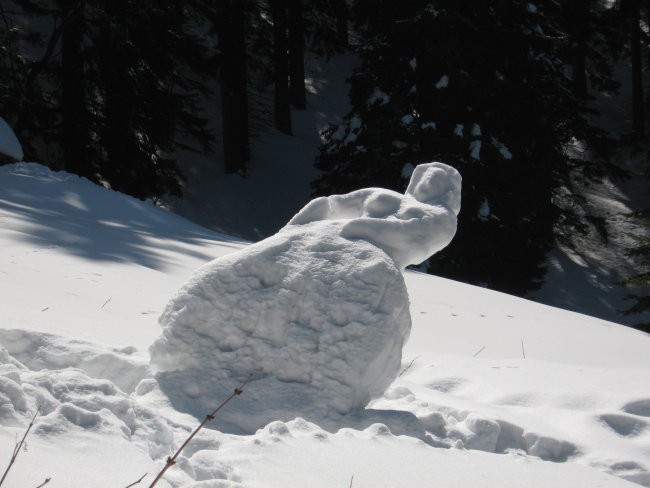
148, 373, 255, 488
398, 356, 420, 377
35, 478, 51, 488
124, 473, 147, 487
101, 297, 112, 309
521, 339, 526, 359
472, 346, 486, 358
349, 475, 354, 488
0, 407, 41, 486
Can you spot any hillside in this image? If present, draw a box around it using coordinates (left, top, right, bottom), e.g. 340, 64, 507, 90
0, 162, 648, 487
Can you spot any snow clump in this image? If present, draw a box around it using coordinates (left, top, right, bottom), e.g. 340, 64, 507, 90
150, 162, 461, 433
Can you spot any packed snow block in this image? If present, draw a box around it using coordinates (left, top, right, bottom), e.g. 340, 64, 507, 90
150, 162, 461, 433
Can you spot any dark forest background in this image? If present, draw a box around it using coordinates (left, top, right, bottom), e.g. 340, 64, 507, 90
1, 0, 648, 328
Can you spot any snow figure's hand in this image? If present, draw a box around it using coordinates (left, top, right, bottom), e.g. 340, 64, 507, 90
405, 162, 461, 216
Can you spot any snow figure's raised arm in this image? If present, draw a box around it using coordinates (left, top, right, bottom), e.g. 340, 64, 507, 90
340, 162, 461, 268
287, 189, 380, 225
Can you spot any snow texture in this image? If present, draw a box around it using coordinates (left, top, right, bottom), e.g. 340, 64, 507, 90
150, 163, 461, 433
0, 117, 23, 161
478, 198, 491, 222
368, 87, 390, 105
492, 137, 513, 159
469, 140, 482, 160
436, 75, 449, 89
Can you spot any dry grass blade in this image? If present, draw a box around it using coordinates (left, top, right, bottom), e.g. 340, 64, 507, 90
124, 473, 147, 487
148, 373, 255, 488
0, 407, 41, 487
35, 478, 51, 488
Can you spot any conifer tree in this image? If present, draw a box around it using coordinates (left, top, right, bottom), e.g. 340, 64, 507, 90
289, 0, 307, 109
1, 0, 214, 199
59, 0, 92, 179
271, 0, 292, 134
215, 0, 250, 173
316, 0, 613, 295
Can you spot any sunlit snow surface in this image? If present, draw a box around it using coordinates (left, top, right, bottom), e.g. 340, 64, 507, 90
1, 163, 649, 488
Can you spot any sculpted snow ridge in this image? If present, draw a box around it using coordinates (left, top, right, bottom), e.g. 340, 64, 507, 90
288, 162, 461, 269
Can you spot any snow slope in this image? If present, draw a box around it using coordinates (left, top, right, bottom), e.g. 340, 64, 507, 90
0, 163, 649, 488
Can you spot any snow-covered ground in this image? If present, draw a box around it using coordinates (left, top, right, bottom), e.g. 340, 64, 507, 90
1, 162, 649, 488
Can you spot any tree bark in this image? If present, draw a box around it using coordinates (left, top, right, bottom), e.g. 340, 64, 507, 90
271, 0, 292, 134
217, 0, 250, 173
335, 0, 349, 47
630, 0, 645, 138
288, 0, 306, 110
100, 0, 135, 191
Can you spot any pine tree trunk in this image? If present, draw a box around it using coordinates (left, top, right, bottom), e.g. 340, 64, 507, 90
271, 0, 292, 134
218, 0, 250, 173
630, 0, 645, 138
335, 0, 349, 47
101, 0, 134, 191
61, 0, 90, 177
289, 0, 306, 110
573, 0, 589, 98
336, 0, 350, 47
562, 0, 589, 98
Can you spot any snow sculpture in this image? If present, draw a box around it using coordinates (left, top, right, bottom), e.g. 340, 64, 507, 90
150, 162, 461, 433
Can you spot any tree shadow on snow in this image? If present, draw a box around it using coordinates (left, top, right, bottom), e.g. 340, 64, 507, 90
0, 165, 245, 272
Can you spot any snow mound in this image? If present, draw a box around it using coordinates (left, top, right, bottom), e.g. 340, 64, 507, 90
150, 221, 411, 432
150, 163, 461, 433
0, 116, 23, 161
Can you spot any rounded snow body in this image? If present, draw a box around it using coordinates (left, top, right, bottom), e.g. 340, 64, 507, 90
150, 220, 411, 433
